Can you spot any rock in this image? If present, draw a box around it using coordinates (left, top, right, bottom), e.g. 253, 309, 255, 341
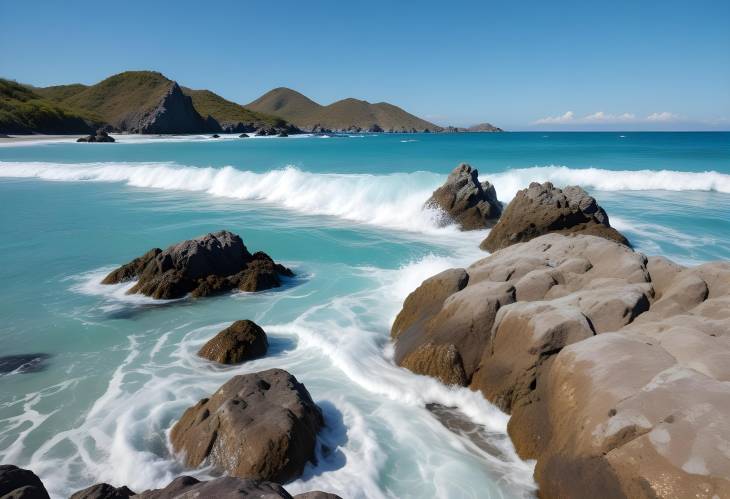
77, 129, 115, 143
293, 493, 343, 499
277, 132, 288, 137
391, 232, 730, 498
239, 133, 249, 138
101, 231, 293, 299
0, 354, 50, 374
198, 320, 268, 364
425, 164, 502, 230
0, 465, 50, 499
211, 134, 220, 138
139, 83, 221, 134
481, 182, 629, 251
170, 369, 323, 483
134, 476, 291, 499
367, 124, 383, 133
256, 127, 276, 136
69, 483, 135, 499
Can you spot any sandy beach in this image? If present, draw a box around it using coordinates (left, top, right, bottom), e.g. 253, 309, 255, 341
0, 134, 85, 145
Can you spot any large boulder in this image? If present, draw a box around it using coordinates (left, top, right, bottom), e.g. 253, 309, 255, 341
101, 231, 293, 299
198, 320, 268, 364
170, 369, 323, 483
0, 465, 49, 499
480, 182, 629, 251
425, 164, 502, 230
77, 129, 115, 143
391, 233, 730, 498
70, 483, 135, 499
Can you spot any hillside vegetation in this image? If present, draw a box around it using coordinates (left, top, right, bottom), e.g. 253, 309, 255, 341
182, 87, 286, 128
246, 87, 441, 131
0, 78, 98, 134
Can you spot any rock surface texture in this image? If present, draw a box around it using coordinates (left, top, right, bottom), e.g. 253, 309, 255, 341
77, 129, 115, 143
102, 231, 293, 299
425, 164, 502, 230
0, 464, 50, 499
135, 83, 215, 134
170, 369, 323, 483
480, 181, 629, 251
69, 483, 135, 499
392, 233, 730, 498
198, 320, 268, 364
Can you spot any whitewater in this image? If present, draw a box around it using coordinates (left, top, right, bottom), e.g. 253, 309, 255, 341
1, 132, 728, 498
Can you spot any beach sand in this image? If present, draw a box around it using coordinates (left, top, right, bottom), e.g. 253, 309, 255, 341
0, 134, 85, 144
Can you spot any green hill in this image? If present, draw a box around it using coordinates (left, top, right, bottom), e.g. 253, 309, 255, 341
246, 87, 441, 132
181, 87, 287, 129
0, 78, 98, 134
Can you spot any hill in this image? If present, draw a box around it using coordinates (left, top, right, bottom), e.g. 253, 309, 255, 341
181, 87, 291, 131
246, 87, 441, 132
466, 122, 502, 132
0, 78, 99, 134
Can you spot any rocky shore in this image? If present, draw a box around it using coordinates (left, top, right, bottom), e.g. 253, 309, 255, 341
392, 168, 730, 497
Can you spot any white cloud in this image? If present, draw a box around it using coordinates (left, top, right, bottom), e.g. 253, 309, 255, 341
531, 111, 681, 126
532, 111, 575, 125
646, 112, 680, 122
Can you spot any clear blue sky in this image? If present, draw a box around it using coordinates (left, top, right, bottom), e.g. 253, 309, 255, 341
1, 0, 728, 130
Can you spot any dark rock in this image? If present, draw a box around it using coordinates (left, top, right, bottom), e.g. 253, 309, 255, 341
480, 181, 629, 251
170, 369, 323, 483
211, 134, 220, 138
425, 164, 502, 230
277, 132, 288, 137
138, 83, 220, 134
239, 133, 249, 138
0, 354, 50, 374
77, 129, 115, 143
293, 493, 343, 499
0, 465, 50, 499
69, 483, 135, 499
198, 320, 268, 364
367, 124, 383, 133
101, 231, 293, 299
134, 476, 291, 499
256, 127, 276, 136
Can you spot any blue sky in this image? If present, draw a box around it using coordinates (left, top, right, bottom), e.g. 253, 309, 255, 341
1, 0, 728, 130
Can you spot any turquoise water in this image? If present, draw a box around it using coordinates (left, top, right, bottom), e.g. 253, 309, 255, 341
0, 132, 729, 498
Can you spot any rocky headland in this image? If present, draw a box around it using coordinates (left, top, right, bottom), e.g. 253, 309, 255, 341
102, 231, 293, 299
393, 175, 730, 497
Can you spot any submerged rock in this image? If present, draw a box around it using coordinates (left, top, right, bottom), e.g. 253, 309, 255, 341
392, 232, 730, 498
480, 181, 628, 251
198, 320, 268, 364
70, 483, 135, 499
239, 133, 249, 138
170, 369, 323, 483
0, 464, 50, 499
425, 164, 501, 230
0, 353, 50, 374
101, 231, 293, 299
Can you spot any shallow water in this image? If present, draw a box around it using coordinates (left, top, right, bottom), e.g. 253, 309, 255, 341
0, 132, 728, 498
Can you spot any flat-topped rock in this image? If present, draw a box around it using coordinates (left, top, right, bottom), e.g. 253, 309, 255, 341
480, 181, 629, 251
70, 483, 135, 499
198, 320, 268, 364
391, 233, 730, 498
170, 369, 323, 483
425, 164, 502, 230
101, 231, 293, 299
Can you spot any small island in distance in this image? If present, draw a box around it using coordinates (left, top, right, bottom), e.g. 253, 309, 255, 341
0, 71, 502, 136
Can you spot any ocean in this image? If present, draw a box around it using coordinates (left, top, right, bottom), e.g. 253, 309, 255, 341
0, 132, 728, 498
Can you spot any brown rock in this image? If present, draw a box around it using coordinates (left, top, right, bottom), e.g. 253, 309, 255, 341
400, 343, 467, 385
170, 369, 323, 483
198, 320, 268, 364
134, 476, 291, 498
390, 232, 730, 498
480, 182, 629, 252
102, 231, 293, 299
69, 483, 135, 499
425, 164, 502, 230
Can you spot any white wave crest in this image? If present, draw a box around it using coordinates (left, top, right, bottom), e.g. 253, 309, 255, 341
488, 165, 730, 200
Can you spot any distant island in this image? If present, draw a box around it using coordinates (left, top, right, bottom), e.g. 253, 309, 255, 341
0, 71, 502, 135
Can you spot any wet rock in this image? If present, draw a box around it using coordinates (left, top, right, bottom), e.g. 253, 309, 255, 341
480, 182, 629, 251
0, 465, 50, 499
293, 493, 343, 499
239, 133, 249, 138
77, 129, 115, 143
211, 134, 220, 138
134, 476, 290, 498
0, 354, 50, 374
391, 232, 730, 498
425, 164, 502, 230
198, 320, 268, 364
170, 369, 323, 483
101, 231, 293, 299
69, 483, 135, 499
